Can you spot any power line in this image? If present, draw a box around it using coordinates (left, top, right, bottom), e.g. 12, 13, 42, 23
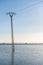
16, 1, 43, 13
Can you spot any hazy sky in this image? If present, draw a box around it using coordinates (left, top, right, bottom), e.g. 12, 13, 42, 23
0, 0, 43, 43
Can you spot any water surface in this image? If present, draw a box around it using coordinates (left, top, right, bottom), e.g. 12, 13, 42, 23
0, 45, 43, 65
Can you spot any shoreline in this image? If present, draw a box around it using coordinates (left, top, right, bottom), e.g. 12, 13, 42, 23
0, 43, 43, 45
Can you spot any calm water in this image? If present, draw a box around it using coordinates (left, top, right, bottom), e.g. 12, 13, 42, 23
0, 45, 43, 65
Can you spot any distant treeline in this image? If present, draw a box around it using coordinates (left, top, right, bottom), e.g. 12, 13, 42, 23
0, 43, 43, 45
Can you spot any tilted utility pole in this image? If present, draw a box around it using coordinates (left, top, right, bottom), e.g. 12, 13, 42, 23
6, 12, 16, 65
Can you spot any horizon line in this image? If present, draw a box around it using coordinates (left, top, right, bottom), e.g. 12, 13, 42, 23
0, 43, 43, 45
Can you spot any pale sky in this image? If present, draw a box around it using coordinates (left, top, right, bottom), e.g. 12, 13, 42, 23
0, 0, 43, 43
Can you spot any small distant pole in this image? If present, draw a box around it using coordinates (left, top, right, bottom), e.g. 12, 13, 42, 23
6, 12, 16, 65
